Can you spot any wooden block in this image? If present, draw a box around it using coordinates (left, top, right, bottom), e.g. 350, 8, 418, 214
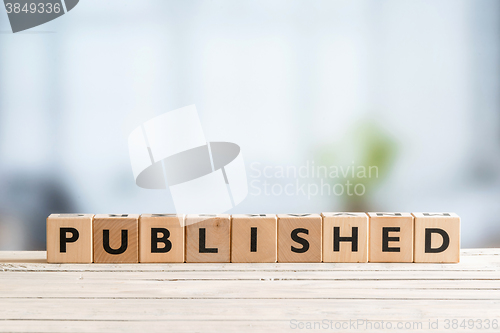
93, 214, 139, 263
368, 212, 413, 262
231, 214, 277, 263
185, 214, 231, 263
46, 214, 94, 263
139, 214, 185, 263
413, 212, 460, 263
322, 212, 368, 263
277, 214, 322, 263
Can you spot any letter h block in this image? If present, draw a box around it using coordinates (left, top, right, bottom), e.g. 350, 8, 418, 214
185, 214, 231, 263
277, 214, 322, 262
368, 212, 413, 263
322, 212, 368, 263
139, 214, 185, 263
413, 213, 460, 263
46, 214, 94, 263
93, 214, 139, 263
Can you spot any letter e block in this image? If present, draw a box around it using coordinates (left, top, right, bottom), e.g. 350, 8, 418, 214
231, 214, 277, 263
93, 214, 139, 263
368, 212, 413, 263
139, 214, 185, 263
322, 212, 368, 263
413, 212, 460, 263
185, 214, 230, 263
46, 214, 94, 263
277, 214, 322, 263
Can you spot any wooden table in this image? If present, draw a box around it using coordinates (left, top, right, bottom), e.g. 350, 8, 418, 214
0, 249, 499, 332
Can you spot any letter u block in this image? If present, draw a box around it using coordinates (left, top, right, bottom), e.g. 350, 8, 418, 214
413, 213, 460, 263
93, 214, 139, 263
368, 212, 413, 263
185, 214, 231, 263
322, 212, 368, 263
277, 214, 322, 263
46, 214, 94, 263
139, 214, 185, 263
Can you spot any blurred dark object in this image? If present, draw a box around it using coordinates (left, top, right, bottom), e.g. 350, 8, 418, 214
0, 173, 75, 250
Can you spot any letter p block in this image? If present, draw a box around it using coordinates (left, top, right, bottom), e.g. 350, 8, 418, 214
47, 214, 94, 263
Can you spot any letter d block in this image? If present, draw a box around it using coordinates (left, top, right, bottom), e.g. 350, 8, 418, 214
322, 212, 368, 263
46, 214, 94, 263
278, 214, 322, 263
413, 213, 460, 263
185, 214, 230, 263
368, 212, 413, 263
139, 214, 185, 263
93, 214, 139, 263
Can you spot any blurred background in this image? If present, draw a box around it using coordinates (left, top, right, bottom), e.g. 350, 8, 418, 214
0, 0, 499, 250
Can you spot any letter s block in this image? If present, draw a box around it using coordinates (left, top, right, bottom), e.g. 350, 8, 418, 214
93, 214, 139, 263
277, 214, 322, 263
368, 212, 413, 263
46, 214, 94, 263
139, 214, 185, 263
413, 213, 460, 263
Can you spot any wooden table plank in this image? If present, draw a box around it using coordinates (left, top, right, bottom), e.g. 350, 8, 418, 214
0, 249, 499, 332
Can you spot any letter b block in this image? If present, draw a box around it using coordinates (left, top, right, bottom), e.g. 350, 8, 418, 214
322, 212, 368, 263
368, 212, 413, 262
185, 214, 231, 263
139, 214, 185, 263
93, 214, 139, 263
278, 214, 322, 262
413, 213, 460, 263
46, 214, 94, 263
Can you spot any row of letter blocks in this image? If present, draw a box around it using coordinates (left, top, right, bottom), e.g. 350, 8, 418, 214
46, 212, 460, 264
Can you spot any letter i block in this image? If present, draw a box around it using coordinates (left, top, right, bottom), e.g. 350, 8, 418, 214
185, 214, 231, 263
368, 212, 414, 263
413, 213, 460, 263
277, 214, 322, 263
46, 214, 94, 263
93, 214, 139, 263
322, 212, 368, 263
231, 214, 277, 263
139, 214, 185, 263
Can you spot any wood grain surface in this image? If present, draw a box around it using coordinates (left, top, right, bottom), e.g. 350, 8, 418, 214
0, 249, 498, 332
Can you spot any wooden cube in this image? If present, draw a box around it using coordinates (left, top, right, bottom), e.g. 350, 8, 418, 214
93, 214, 139, 263
277, 214, 322, 263
322, 212, 368, 263
413, 212, 460, 263
368, 212, 413, 262
139, 214, 185, 263
46, 214, 94, 263
231, 214, 277, 263
185, 214, 230, 263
